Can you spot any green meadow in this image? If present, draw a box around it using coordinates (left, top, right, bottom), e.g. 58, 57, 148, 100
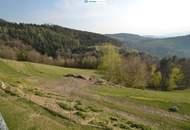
0, 58, 189, 130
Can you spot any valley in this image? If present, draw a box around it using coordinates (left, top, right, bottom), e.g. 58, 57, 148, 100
106, 33, 190, 58
1, 1, 190, 130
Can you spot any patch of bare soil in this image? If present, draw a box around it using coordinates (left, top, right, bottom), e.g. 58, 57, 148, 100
41, 77, 94, 96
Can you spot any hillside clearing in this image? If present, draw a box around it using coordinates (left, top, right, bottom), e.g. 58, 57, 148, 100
0, 58, 189, 130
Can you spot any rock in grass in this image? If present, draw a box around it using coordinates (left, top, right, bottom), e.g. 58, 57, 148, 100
0, 82, 7, 90
168, 106, 179, 112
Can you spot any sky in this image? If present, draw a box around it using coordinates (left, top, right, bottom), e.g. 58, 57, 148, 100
0, 0, 190, 36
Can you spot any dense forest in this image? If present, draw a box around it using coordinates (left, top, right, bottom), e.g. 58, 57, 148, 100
0, 19, 119, 68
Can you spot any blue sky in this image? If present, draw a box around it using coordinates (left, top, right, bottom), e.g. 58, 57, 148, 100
0, 0, 190, 36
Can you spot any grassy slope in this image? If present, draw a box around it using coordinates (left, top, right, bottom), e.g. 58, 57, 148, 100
91, 86, 190, 114
0, 58, 190, 130
0, 58, 99, 130
0, 58, 97, 86
0, 91, 65, 130
0, 94, 99, 130
89, 85, 190, 130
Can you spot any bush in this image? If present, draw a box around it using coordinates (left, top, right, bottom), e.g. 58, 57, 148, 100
0, 46, 17, 60
75, 104, 89, 112
34, 91, 43, 96
88, 105, 103, 112
76, 100, 82, 105
75, 111, 88, 119
130, 123, 152, 130
17, 50, 28, 61
113, 122, 130, 129
27, 50, 42, 63
168, 106, 179, 112
109, 116, 118, 121
57, 101, 74, 111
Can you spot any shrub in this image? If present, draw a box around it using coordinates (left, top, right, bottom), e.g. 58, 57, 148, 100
34, 91, 43, 96
57, 101, 74, 111
75, 104, 89, 112
0, 46, 17, 60
168, 106, 179, 112
27, 50, 42, 63
75, 111, 88, 119
88, 106, 103, 112
113, 122, 130, 129
76, 100, 82, 105
130, 123, 152, 130
17, 50, 28, 61
109, 116, 118, 121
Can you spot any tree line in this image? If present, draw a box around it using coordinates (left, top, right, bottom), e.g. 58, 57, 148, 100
99, 44, 189, 91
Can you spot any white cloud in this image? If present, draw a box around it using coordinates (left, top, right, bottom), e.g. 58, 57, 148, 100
32, 0, 190, 35
125, 0, 190, 35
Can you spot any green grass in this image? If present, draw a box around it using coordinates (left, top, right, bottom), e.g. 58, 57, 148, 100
0, 58, 97, 79
0, 90, 100, 130
87, 85, 190, 130
0, 58, 100, 130
0, 58, 97, 88
91, 85, 190, 115
1, 58, 190, 130
0, 91, 65, 130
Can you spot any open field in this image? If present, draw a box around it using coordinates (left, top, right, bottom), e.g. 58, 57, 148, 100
0, 58, 190, 130
91, 86, 190, 115
88, 85, 190, 130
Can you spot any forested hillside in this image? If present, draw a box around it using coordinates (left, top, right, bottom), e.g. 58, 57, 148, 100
106, 33, 153, 45
107, 33, 190, 58
0, 19, 119, 68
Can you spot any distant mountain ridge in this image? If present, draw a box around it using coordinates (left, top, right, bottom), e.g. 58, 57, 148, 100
106, 33, 155, 44
106, 33, 190, 58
